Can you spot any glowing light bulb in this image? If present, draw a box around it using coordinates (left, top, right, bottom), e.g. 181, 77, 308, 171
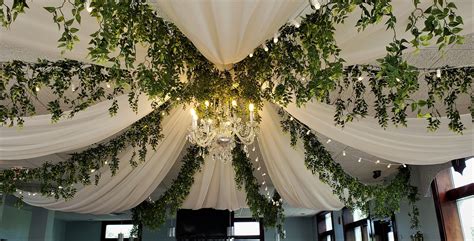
342, 150, 346, 156
358, 76, 364, 81
436, 69, 441, 78
326, 139, 332, 144
249, 103, 255, 111
376, 160, 380, 164
106, 83, 111, 88
232, 100, 237, 107
387, 164, 391, 168
249, 52, 254, 58
263, 44, 269, 52
204, 100, 210, 107
358, 158, 362, 163
35, 86, 40, 92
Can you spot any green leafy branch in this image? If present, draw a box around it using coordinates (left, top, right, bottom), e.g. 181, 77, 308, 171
0, 103, 170, 200
232, 142, 285, 236
278, 108, 420, 231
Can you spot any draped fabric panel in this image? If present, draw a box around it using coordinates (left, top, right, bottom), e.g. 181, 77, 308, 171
285, 101, 474, 165
182, 157, 247, 210
0, 95, 154, 160
154, 0, 307, 67
258, 103, 344, 211
19, 107, 190, 214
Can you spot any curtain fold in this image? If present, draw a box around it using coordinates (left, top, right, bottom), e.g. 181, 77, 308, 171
0, 94, 154, 160
258, 103, 344, 211
285, 101, 473, 165
19, 107, 190, 214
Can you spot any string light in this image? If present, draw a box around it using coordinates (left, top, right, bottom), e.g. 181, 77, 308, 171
90, 169, 95, 173
376, 160, 380, 164
249, 52, 254, 58
306, 129, 311, 135
436, 69, 441, 78
255, 157, 259, 162
290, 19, 300, 28
262, 173, 266, 176
326, 139, 332, 144
342, 150, 346, 156
358, 158, 362, 163
290, 117, 294, 121
387, 164, 391, 168
104, 161, 108, 165
257, 166, 261, 171
106, 83, 111, 88
357, 76, 364, 81
403, 164, 407, 168
263, 44, 269, 52
35, 86, 40, 92
273, 33, 279, 44
311, 0, 321, 9
71, 83, 76, 92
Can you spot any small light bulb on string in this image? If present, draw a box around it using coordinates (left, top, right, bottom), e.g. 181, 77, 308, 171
357, 76, 364, 81
35, 86, 40, 92
342, 150, 346, 156
252, 146, 256, 152
255, 157, 259, 162
262, 173, 266, 176
265, 187, 268, 191
403, 164, 407, 168
262, 181, 266, 185
71, 83, 76, 92
396, 78, 401, 83
85, 0, 93, 12
306, 130, 311, 135
273, 33, 279, 44
290, 19, 300, 28
90, 169, 95, 173
257, 166, 261, 171
311, 0, 321, 9
204, 100, 210, 108
387, 164, 391, 168
106, 83, 111, 89
436, 69, 441, 78
376, 160, 380, 164
289, 116, 294, 121
104, 161, 108, 165
231, 100, 237, 107
358, 157, 362, 163
249, 52, 254, 58
326, 139, 332, 144
58, 186, 63, 189
263, 44, 269, 52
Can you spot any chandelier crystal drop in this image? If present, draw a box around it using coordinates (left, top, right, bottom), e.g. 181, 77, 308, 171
187, 100, 257, 163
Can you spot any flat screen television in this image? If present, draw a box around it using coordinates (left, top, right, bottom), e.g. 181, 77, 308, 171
176, 208, 231, 239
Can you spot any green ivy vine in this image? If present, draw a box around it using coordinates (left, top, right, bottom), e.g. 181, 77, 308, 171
0, 102, 170, 200
278, 108, 421, 232
232, 142, 285, 236
0, 0, 470, 132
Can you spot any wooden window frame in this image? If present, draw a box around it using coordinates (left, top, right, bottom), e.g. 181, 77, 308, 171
432, 166, 474, 241
316, 211, 335, 241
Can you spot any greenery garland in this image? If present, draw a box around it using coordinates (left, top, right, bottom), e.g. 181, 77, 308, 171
0, 102, 170, 200
130, 145, 205, 235
1, 0, 470, 132
232, 142, 285, 236
278, 108, 421, 232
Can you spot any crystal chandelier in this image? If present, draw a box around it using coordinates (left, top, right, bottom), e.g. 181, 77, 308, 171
187, 100, 257, 163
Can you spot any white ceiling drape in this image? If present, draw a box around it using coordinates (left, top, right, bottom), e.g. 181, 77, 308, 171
0, 94, 154, 160
19, 107, 190, 214
154, 0, 307, 67
259, 103, 344, 211
182, 157, 247, 210
285, 101, 474, 165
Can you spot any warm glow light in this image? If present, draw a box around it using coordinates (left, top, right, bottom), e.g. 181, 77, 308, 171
232, 100, 237, 106
204, 100, 210, 107
249, 103, 255, 111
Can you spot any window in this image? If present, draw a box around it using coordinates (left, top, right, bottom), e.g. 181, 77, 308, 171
343, 208, 397, 241
451, 158, 474, 241
343, 208, 369, 241
316, 211, 335, 241
101, 221, 139, 241
232, 218, 263, 241
432, 157, 474, 241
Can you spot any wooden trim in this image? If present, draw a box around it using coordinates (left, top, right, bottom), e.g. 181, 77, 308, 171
432, 168, 463, 241
446, 183, 474, 201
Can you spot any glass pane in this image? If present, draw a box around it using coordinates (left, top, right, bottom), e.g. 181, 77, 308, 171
354, 226, 362, 241
451, 158, 474, 188
353, 209, 367, 222
457, 196, 474, 241
105, 224, 134, 239
325, 235, 332, 241
325, 213, 333, 231
388, 231, 395, 241
234, 221, 260, 236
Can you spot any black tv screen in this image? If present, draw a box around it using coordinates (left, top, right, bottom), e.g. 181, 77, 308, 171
176, 208, 230, 239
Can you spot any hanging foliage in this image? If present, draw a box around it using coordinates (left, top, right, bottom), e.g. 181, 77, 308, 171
0, 0, 470, 132
232, 142, 285, 236
130, 145, 205, 234
0, 102, 170, 200
278, 107, 421, 232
